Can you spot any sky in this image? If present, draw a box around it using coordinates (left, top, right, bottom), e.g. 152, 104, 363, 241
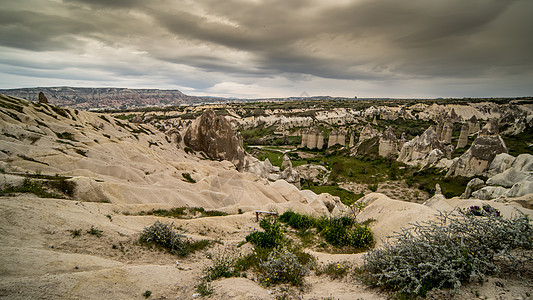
1, 0, 532, 99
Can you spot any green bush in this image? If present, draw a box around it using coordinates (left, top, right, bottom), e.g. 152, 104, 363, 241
245, 217, 284, 248
279, 211, 314, 230
362, 209, 533, 297
260, 247, 310, 286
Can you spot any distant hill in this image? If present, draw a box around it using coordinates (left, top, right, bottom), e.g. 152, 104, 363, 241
0, 87, 232, 110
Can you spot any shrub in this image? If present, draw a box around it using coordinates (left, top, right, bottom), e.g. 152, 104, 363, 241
362, 209, 533, 297
260, 247, 310, 286
203, 250, 242, 281
279, 211, 314, 230
86, 226, 103, 237
466, 204, 500, 217
316, 262, 350, 279
139, 221, 210, 256
245, 217, 284, 248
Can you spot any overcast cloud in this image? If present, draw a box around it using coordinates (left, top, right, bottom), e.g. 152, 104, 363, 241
0, 0, 532, 98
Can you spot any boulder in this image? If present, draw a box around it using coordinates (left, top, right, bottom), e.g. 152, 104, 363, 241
487, 153, 515, 176
472, 186, 508, 200
511, 153, 533, 172
183, 109, 246, 170
463, 178, 485, 198
486, 168, 533, 188
279, 165, 301, 189
446, 134, 508, 177
506, 181, 533, 198
294, 164, 329, 185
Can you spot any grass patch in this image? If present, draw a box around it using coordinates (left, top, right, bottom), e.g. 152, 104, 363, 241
502, 125, 533, 157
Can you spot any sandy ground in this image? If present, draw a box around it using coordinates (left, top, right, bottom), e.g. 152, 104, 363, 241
1, 195, 532, 299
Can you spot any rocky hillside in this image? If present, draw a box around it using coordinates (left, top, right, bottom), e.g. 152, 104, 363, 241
0, 87, 218, 110
1, 94, 532, 299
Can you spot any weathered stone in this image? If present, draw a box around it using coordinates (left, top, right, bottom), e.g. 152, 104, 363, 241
279, 165, 301, 189
378, 126, 398, 157
397, 126, 445, 167
468, 116, 480, 135
281, 154, 292, 170
511, 153, 533, 172
506, 181, 533, 198
183, 109, 246, 170
294, 164, 329, 185
359, 123, 379, 144
317, 131, 324, 149
300, 131, 308, 148
463, 178, 485, 198
349, 133, 355, 148
472, 186, 508, 200
486, 168, 533, 188
456, 123, 469, 148
487, 153, 515, 175
446, 134, 508, 177
38, 92, 48, 104
440, 121, 453, 144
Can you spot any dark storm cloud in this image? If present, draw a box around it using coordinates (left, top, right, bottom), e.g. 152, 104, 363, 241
0, 0, 532, 97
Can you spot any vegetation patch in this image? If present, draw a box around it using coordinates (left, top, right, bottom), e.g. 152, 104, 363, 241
55, 131, 76, 141
138, 207, 228, 219
361, 207, 533, 297
139, 221, 211, 256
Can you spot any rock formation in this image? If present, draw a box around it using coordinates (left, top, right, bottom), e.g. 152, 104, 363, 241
378, 126, 398, 157
183, 109, 246, 170
279, 165, 301, 189
397, 126, 445, 167
348, 133, 355, 148
281, 154, 292, 170
440, 121, 453, 144
446, 122, 507, 177
307, 128, 319, 149
456, 123, 469, 148
463, 178, 485, 198
317, 131, 325, 149
300, 130, 308, 148
468, 116, 480, 135
327, 129, 346, 148
358, 124, 379, 144
38, 92, 48, 104
294, 164, 329, 185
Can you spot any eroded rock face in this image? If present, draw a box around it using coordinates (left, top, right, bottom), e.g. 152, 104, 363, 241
281, 154, 292, 170
378, 126, 398, 157
446, 134, 508, 177
184, 109, 246, 170
487, 153, 515, 176
457, 123, 469, 149
294, 164, 328, 185
279, 165, 301, 189
397, 126, 445, 167
463, 178, 486, 198
359, 124, 379, 144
